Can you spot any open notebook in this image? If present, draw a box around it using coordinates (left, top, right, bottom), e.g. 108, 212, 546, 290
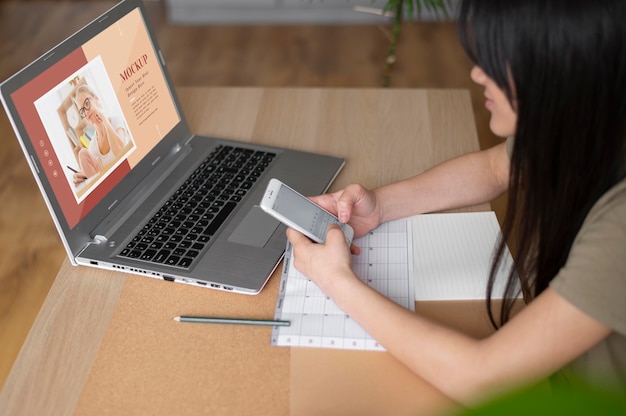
272, 211, 517, 350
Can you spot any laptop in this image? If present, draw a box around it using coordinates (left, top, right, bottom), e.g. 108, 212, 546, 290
0, 0, 345, 295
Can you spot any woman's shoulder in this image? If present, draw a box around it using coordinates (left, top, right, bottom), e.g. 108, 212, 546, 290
573, 176, 626, 263
109, 115, 126, 128
550, 176, 626, 333
585, 176, 626, 225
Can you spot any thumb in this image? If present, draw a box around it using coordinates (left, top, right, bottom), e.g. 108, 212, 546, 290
335, 202, 351, 224
325, 224, 348, 245
286, 227, 312, 246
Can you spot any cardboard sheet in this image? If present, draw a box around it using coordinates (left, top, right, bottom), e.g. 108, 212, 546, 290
75, 272, 290, 415
290, 348, 456, 416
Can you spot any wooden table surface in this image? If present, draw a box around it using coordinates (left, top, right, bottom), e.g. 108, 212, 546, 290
0, 87, 490, 416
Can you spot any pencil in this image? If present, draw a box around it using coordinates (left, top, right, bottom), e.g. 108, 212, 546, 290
173, 316, 290, 327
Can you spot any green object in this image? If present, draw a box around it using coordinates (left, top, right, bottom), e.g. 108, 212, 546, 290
382, 0, 451, 87
458, 379, 626, 416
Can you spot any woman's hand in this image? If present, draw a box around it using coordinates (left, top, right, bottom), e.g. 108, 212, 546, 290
286, 224, 356, 296
72, 171, 88, 185
310, 184, 383, 238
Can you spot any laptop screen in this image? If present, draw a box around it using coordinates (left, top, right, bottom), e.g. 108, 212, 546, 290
7, 5, 180, 230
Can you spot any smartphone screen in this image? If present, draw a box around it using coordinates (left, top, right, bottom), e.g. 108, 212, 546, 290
261, 179, 353, 244
272, 182, 338, 240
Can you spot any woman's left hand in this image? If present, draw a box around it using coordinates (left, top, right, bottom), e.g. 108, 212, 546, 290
286, 224, 355, 295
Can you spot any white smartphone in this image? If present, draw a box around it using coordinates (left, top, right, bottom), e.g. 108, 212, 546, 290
260, 178, 354, 245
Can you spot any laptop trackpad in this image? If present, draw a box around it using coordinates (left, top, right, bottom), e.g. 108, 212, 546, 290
228, 205, 280, 247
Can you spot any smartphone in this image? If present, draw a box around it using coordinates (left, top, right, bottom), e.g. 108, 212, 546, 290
260, 178, 354, 245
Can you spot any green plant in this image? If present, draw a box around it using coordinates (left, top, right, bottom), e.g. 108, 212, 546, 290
382, 0, 451, 86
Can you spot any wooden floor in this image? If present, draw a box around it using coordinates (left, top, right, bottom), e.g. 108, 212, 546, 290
0, 0, 504, 389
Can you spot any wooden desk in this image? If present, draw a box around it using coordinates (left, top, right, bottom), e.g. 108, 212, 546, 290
0, 87, 491, 415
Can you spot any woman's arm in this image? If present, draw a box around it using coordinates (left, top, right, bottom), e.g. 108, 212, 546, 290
336, 277, 608, 404
291, 226, 612, 405
314, 142, 511, 237
102, 119, 126, 155
375, 141, 510, 223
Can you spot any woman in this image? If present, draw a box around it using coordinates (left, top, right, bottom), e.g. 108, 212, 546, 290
286, 0, 625, 404
73, 84, 128, 184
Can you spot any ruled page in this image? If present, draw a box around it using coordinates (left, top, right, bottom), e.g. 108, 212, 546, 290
410, 212, 515, 301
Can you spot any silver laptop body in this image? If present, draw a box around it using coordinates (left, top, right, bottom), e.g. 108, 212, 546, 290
0, 0, 344, 294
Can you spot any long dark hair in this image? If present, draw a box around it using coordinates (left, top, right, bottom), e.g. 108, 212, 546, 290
458, 0, 626, 327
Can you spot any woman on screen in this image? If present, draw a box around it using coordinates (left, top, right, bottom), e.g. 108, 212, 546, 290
72, 84, 128, 185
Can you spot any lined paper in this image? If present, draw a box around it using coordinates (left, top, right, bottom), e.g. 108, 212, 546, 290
411, 212, 515, 300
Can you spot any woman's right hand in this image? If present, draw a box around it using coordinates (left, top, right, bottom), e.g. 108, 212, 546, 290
72, 171, 88, 185
310, 184, 382, 238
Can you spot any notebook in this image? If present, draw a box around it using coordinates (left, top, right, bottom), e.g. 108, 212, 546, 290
0, 0, 345, 295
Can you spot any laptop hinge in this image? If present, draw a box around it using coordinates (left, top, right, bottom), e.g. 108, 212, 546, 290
93, 235, 108, 244
76, 234, 108, 258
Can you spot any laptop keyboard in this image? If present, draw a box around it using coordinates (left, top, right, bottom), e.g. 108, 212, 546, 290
118, 145, 275, 269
